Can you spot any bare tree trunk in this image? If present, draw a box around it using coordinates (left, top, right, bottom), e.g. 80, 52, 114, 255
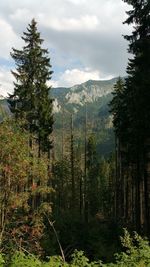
114, 135, 118, 220
84, 104, 88, 222
70, 114, 75, 211
62, 106, 65, 160
144, 138, 150, 234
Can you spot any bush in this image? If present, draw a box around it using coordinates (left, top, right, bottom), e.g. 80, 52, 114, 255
1, 229, 150, 266
9, 252, 41, 267
0, 254, 5, 267
113, 229, 150, 267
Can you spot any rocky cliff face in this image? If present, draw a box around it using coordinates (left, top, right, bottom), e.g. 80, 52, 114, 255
52, 77, 117, 112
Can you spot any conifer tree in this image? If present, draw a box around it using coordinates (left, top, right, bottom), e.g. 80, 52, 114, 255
70, 114, 75, 210
8, 19, 53, 153
111, 0, 150, 232
86, 135, 99, 217
109, 78, 127, 220
123, 0, 150, 232
109, 78, 125, 139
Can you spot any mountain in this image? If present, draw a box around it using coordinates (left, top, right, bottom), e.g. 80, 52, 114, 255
52, 77, 117, 111
0, 77, 117, 156
51, 77, 117, 157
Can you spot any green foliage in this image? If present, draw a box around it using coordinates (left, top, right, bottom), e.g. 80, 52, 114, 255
109, 77, 126, 140
9, 252, 41, 267
42, 256, 68, 267
110, 0, 150, 233
70, 250, 90, 267
0, 231, 149, 266
114, 229, 150, 267
0, 254, 4, 267
0, 119, 52, 254
44, 149, 115, 260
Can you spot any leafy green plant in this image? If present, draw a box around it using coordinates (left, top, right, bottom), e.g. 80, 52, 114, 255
9, 252, 41, 267
70, 250, 90, 267
2, 231, 150, 266
42, 256, 68, 267
0, 254, 4, 267
114, 229, 150, 267
0, 119, 53, 254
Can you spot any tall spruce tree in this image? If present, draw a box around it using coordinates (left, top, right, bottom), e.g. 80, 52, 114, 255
8, 19, 53, 153
109, 78, 125, 139
110, 1, 150, 232
110, 78, 126, 221
86, 135, 99, 218
123, 0, 150, 232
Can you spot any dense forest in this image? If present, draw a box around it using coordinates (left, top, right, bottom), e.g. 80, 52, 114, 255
0, 0, 150, 266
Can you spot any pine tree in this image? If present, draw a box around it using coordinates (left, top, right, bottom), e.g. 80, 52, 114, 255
8, 19, 53, 153
109, 78, 128, 221
70, 114, 75, 210
123, 0, 150, 232
111, 1, 150, 232
86, 135, 99, 218
109, 78, 126, 139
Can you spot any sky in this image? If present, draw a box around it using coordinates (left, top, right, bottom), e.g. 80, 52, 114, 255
0, 0, 131, 96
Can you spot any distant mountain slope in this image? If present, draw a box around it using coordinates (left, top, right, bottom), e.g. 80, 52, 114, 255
51, 77, 117, 157
0, 77, 117, 156
52, 77, 117, 111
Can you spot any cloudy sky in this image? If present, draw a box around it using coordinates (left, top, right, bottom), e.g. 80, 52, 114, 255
0, 0, 131, 96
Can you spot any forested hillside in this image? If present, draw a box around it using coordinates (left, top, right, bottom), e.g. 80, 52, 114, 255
52, 78, 116, 158
0, 78, 116, 157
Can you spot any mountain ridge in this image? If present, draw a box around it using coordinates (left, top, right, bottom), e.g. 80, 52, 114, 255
0, 77, 117, 156
52, 77, 118, 112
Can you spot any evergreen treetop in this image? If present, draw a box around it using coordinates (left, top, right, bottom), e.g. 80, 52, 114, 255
9, 19, 54, 152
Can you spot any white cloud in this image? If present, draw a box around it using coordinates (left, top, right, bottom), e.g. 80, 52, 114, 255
53, 68, 114, 87
48, 80, 59, 88
10, 8, 33, 23
65, 0, 86, 4
0, 0, 132, 95
0, 67, 14, 96
0, 18, 21, 59
0, 67, 108, 95
0, 65, 114, 99
40, 15, 99, 31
